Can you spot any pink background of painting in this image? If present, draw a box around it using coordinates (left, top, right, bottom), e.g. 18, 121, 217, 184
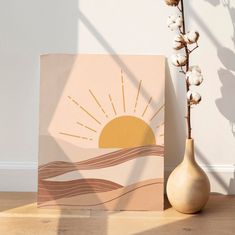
39, 54, 165, 210
42, 54, 165, 149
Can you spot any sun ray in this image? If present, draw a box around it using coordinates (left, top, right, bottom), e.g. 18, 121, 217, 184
150, 104, 165, 121
89, 89, 108, 118
76, 121, 97, 133
121, 70, 126, 112
108, 94, 117, 116
142, 97, 153, 117
134, 80, 142, 112
68, 96, 101, 125
79, 106, 101, 125
68, 95, 79, 106
59, 132, 93, 141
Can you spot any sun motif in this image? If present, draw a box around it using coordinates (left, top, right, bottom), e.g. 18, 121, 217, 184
49, 55, 165, 149
99, 116, 156, 148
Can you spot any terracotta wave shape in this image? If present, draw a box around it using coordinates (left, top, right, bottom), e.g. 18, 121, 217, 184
38, 178, 123, 203
38, 178, 163, 210
39, 145, 164, 180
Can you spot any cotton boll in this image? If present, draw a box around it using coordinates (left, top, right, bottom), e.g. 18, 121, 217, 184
188, 73, 203, 86
184, 31, 200, 44
187, 91, 202, 105
193, 92, 201, 104
190, 65, 202, 74
186, 72, 203, 86
165, 0, 180, 6
167, 15, 183, 31
186, 65, 203, 86
174, 34, 185, 43
171, 54, 187, 67
173, 34, 185, 50
173, 41, 184, 50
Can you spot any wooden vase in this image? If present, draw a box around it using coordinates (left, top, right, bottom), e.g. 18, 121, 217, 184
166, 139, 210, 214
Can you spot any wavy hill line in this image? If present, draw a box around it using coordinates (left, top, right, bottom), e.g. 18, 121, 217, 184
39, 145, 164, 180
38, 178, 164, 208
38, 178, 123, 202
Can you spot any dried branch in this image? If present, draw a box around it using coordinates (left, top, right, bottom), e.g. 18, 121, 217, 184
188, 43, 199, 54
180, 0, 192, 139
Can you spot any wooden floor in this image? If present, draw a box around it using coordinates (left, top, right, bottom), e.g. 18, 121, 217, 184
0, 193, 234, 235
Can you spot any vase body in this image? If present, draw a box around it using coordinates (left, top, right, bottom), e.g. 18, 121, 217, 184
166, 139, 210, 214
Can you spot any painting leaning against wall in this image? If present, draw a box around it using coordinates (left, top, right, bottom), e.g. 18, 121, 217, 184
38, 54, 165, 211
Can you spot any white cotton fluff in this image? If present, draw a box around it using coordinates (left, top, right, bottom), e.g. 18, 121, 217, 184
167, 15, 183, 31
165, 0, 180, 6
184, 30, 200, 44
190, 65, 202, 74
187, 90, 202, 104
186, 66, 203, 86
173, 34, 185, 50
171, 53, 187, 67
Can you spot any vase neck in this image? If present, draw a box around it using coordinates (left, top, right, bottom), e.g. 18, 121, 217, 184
183, 139, 196, 163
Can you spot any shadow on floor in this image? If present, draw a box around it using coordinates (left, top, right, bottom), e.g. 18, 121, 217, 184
0, 192, 36, 212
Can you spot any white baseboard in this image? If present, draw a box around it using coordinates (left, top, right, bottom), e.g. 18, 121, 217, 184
0, 162, 234, 194
0, 162, 38, 192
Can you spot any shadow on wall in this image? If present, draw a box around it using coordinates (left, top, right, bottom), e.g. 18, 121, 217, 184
204, 0, 235, 194
195, 146, 235, 194
169, 0, 235, 195
216, 69, 235, 136
165, 63, 186, 168
204, 0, 235, 136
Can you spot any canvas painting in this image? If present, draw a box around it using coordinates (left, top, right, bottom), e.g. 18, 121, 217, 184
38, 54, 165, 211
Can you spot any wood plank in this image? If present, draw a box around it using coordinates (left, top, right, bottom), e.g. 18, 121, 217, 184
0, 193, 234, 235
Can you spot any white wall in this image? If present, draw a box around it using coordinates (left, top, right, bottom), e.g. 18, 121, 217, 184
0, 0, 234, 194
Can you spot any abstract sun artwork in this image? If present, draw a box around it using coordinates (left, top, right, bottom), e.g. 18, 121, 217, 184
38, 54, 165, 211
